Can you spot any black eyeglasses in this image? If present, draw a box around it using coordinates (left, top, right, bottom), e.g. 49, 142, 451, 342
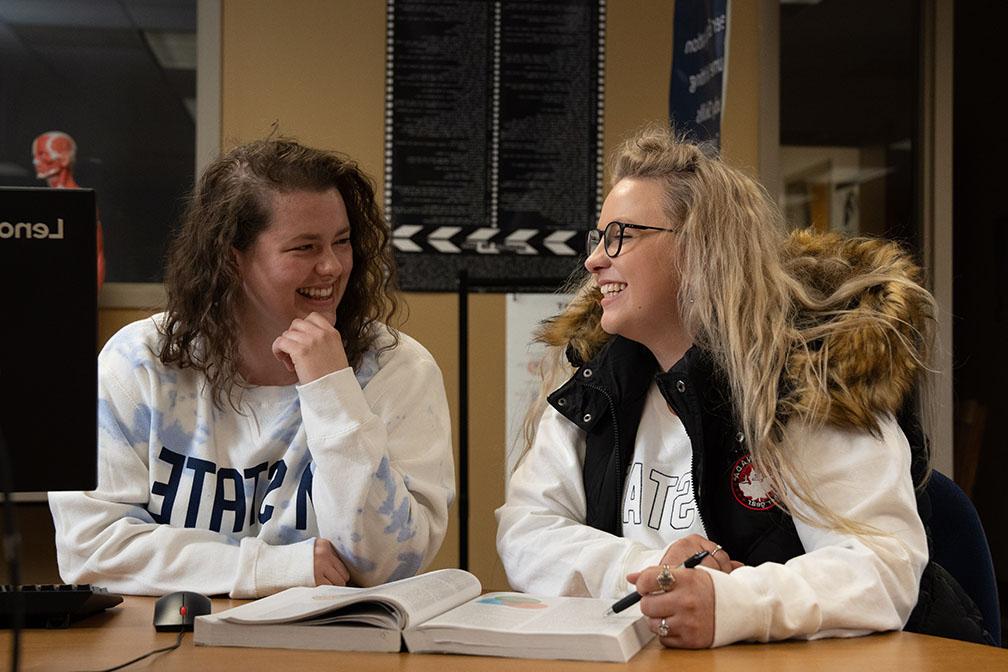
586, 220, 678, 257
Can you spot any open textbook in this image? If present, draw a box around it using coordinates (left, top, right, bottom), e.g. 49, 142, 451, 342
194, 568, 654, 662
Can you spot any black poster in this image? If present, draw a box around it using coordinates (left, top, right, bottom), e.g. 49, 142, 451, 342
386, 0, 604, 291
669, 0, 729, 147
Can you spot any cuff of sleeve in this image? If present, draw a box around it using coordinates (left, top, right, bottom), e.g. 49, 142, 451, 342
233, 537, 316, 598
298, 367, 372, 436
708, 567, 767, 647
615, 546, 667, 598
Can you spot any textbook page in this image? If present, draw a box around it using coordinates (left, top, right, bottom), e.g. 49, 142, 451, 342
220, 568, 480, 628
195, 569, 482, 652
403, 592, 654, 662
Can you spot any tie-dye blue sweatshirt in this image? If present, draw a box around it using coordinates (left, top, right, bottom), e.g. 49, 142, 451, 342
49, 314, 455, 597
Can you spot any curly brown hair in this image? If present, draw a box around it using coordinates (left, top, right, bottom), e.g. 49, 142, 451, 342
159, 138, 401, 408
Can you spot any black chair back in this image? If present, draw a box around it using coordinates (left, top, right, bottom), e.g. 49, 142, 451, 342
925, 470, 1001, 646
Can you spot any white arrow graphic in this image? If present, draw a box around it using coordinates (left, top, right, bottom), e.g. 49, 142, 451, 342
428, 226, 462, 254
393, 238, 423, 252
502, 229, 537, 255
543, 230, 579, 255
392, 225, 423, 253
463, 227, 500, 254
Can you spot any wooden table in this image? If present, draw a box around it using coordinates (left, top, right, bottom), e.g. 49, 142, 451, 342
1, 596, 1005, 671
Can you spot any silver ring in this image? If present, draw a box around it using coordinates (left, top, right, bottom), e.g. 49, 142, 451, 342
656, 564, 675, 592
658, 617, 670, 638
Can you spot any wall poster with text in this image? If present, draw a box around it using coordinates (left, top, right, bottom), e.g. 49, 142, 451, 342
386, 0, 605, 291
669, 0, 729, 148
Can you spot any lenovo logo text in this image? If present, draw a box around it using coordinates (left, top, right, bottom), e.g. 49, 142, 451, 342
0, 218, 65, 240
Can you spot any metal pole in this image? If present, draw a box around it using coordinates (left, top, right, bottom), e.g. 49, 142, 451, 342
457, 269, 469, 570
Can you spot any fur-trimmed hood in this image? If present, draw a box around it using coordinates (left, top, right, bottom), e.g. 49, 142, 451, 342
538, 229, 934, 431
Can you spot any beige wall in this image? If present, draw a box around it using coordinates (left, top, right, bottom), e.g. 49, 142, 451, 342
90, 0, 764, 590
722, 0, 762, 172
220, 1, 385, 180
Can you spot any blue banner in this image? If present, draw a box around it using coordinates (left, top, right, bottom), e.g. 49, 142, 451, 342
669, 0, 730, 148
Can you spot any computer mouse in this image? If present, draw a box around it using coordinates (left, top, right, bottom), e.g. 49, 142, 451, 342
153, 591, 212, 632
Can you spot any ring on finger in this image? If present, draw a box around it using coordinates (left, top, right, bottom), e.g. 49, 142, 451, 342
658, 617, 670, 638
710, 544, 723, 557
656, 564, 675, 592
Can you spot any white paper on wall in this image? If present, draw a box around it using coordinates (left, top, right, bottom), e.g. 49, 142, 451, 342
504, 292, 575, 483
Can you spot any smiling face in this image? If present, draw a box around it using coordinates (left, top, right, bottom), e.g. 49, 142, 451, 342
585, 177, 691, 368
234, 188, 353, 342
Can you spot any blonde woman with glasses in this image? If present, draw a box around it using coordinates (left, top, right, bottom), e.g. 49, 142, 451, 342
496, 124, 990, 648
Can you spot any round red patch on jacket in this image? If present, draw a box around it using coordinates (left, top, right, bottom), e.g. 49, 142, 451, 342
730, 454, 777, 511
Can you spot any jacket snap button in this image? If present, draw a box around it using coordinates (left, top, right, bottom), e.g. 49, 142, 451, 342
676, 380, 686, 393
582, 368, 593, 378
736, 432, 745, 443
557, 398, 567, 407
583, 413, 592, 423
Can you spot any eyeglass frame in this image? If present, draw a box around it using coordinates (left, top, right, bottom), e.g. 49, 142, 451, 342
586, 220, 679, 257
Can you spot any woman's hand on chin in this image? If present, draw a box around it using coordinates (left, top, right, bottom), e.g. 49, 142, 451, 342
271, 312, 350, 384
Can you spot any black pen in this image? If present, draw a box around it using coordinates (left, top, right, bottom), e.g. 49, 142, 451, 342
604, 550, 710, 616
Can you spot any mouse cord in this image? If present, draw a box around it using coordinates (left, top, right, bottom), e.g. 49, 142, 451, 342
81, 630, 185, 672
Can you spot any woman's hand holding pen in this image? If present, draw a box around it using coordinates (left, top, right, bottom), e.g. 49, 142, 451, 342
626, 536, 743, 649
627, 561, 716, 649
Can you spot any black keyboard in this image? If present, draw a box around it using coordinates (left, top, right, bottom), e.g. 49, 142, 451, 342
0, 584, 123, 628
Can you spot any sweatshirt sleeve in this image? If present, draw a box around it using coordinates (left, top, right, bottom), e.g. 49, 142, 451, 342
708, 414, 928, 646
496, 406, 666, 598
297, 335, 455, 586
48, 327, 316, 598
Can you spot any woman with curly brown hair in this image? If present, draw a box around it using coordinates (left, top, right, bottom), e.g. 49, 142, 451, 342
50, 139, 454, 598
497, 124, 991, 648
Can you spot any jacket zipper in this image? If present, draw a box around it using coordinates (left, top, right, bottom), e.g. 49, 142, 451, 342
585, 383, 623, 527
689, 442, 707, 534
677, 387, 707, 536
665, 387, 708, 536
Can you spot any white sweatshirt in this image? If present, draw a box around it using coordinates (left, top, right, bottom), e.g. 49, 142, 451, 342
50, 315, 455, 598
496, 402, 928, 646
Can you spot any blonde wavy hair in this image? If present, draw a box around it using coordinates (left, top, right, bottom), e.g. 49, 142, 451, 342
522, 123, 935, 534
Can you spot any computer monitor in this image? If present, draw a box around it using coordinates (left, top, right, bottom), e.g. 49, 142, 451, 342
0, 186, 97, 493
